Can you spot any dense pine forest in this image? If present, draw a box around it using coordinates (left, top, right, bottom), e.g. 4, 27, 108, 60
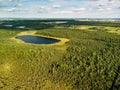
0, 19, 120, 90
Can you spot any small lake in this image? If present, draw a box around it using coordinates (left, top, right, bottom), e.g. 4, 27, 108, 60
16, 26, 25, 29
3, 25, 13, 27
16, 35, 60, 44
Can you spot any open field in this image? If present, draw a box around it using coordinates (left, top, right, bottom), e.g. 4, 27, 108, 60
0, 19, 120, 90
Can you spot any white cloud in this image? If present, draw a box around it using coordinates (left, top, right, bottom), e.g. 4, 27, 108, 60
38, 6, 52, 12
54, 7, 87, 14
55, 10, 73, 14
0, 0, 120, 18
52, 4, 61, 8
72, 8, 87, 12
7, 7, 16, 12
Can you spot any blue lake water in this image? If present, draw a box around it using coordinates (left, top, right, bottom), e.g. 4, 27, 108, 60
16, 35, 60, 44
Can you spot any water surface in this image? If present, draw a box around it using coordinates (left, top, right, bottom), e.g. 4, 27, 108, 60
16, 35, 60, 44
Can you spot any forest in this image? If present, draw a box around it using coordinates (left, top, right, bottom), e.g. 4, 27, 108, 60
0, 19, 120, 90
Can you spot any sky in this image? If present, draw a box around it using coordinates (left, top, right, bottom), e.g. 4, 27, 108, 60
0, 0, 120, 18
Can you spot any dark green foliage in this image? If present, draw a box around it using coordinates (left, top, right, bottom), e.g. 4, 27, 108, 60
63, 20, 120, 27
0, 20, 120, 90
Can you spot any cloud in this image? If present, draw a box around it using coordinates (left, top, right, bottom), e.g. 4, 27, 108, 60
57, 10, 73, 14
54, 7, 87, 14
7, 7, 16, 12
0, 0, 120, 18
52, 4, 61, 8
72, 8, 87, 12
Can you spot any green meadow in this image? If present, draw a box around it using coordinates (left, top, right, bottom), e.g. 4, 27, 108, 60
0, 20, 120, 90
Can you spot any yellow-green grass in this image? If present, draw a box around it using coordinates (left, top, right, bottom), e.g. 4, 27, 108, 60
70, 25, 92, 30
107, 30, 120, 34
56, 25, 102, 32
103, 27, 120, 34
73, 25, 120, 34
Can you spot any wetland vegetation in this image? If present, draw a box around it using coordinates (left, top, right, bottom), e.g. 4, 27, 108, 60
0, 19, 120, 90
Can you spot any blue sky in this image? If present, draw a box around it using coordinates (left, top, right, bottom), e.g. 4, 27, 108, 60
0, 0, 120, 18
